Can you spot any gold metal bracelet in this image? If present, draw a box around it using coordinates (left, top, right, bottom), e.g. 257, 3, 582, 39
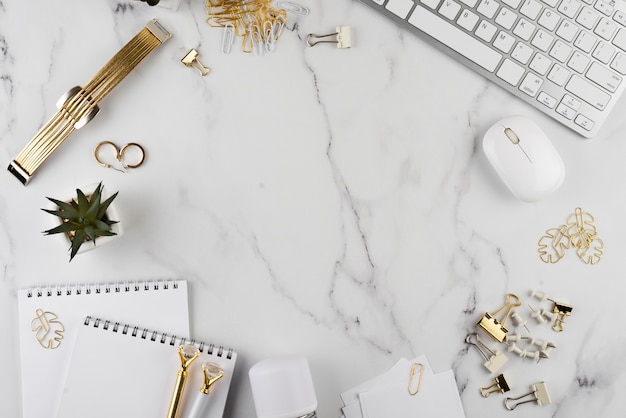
8, 19, 171, 185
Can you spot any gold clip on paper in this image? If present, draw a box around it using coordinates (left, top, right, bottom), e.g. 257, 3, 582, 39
480, 374, 511, 398
504, 382, 552, 410
182, 49, 211, 76
477, 293, 521, 343
408, 362, 424, 396
8, 19, 171, 186
465, 333, 508, 373
551, 300, 573, 332
306, 26, 352, 48
538, 224, 571, 263
167, 344, 200, 418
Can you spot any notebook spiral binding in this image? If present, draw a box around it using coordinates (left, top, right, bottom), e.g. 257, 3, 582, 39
25, 279, 180, 298
83, 315, 234, 360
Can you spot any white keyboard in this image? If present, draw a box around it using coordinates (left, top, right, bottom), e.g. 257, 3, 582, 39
359, 0, 626, 137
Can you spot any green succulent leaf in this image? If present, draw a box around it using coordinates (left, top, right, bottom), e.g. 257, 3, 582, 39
46, 197, 77, 213
97, 192, 119, 220
43, 222, 81, 235
69, 229, 87, 261
43, 182, 119, 262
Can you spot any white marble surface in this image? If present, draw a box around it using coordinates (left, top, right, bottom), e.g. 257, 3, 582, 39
2, 0, 626, 417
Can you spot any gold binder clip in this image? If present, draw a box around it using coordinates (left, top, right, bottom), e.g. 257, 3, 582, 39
477, 293, 521, 342
306, 26, 352, 48
480, 374, 511, 398
504, 382, 552, 410
407, 362, 424, 396
550, 300, 573, 332
181, 49, 211, 76
465, 333, 508, 373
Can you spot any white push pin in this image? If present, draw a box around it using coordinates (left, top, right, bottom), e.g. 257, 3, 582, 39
530, 290, 549, 303
529, 305, 547, 324
505, 382, 552, 410
511, 311, 531, 333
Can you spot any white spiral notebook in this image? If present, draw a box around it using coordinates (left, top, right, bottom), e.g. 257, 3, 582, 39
17, 280, 190, 418
56, 316, 237, 418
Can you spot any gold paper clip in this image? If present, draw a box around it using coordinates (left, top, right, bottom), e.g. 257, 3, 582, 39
306, 26, 352, 48
550, 300, 573, 332
504, 382, 552, 410
465, 333, 509, 373
477, 293, 521, 343
480, 374, 511, 398
181, 49, 211, 76
408, 362, 424, 396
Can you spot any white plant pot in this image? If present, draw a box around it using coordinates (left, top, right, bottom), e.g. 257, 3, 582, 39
46, 183, 123, 258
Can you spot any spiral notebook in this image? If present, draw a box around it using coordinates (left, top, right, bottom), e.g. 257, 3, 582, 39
56, 316, 237, 418
17, 280, 190, 418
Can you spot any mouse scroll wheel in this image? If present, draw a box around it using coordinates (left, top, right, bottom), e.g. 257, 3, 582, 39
504, 127, 520, 144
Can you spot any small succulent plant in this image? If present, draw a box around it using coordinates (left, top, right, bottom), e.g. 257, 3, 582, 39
42, 182, 119, 261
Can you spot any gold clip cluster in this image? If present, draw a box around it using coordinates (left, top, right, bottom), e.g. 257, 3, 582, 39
205, 0, 287, 53
538, 207, 604, 264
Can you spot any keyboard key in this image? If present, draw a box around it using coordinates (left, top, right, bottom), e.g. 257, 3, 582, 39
408, 6, 503, 71
495, 8, 518, 30
550, 40, 573, 62
514, 19, 537, 41
592, 41, 616, 63
594, 0, 614, 16
440, 0, 462, 19
497, 59, 525, 84
502, 0, 522, 8
494, 31, 517, 53
586, 61, 622, 92
387, 0, 416, 17
562, 94, 582, 110
459, 0, 479, 7
540, 0, 558, 7
477, 0, 501, 18
538, 9, 561, 31
530, 52, 553, 74
458, 9, 480, 31
576, 7, 598, 29
568, 50, 591, 72
558, 0, 581, 19
556, 103, 577, 119
511, 42, 534, 63
476, 19, 499, 42
595, 17, 617, 40
548, 63, 571, 85
519, 72, 544, 95
532, 29, 555, 51
613, 28, 626, 52
538, 91, 558, 107
422, 0, 443, 10
614, 10, 626, 27
520, 0, 542, 20
611, 52, 626, 75
566, 75, 611, 109
574, 31, 598, 53
574, 114, 595, 130
556, 20, 579, 42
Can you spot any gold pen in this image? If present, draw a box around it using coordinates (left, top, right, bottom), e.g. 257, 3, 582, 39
166, 344, 200, 418
184, 362, 224, 418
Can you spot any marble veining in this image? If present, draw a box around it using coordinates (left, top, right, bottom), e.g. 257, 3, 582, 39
3, 1, 626, 418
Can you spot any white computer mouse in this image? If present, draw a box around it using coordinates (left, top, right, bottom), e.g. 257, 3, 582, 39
483, 116, 565, 202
